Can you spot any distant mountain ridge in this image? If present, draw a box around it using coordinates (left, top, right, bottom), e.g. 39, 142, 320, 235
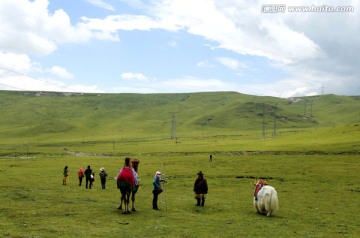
1, 90, 359, 140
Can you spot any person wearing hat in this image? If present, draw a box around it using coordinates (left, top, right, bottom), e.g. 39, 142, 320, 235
194, 171, 208, 206
152, 171, 165, 210
99, 167, 108, 190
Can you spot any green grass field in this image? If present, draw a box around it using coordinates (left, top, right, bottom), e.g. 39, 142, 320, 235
1, 148, 359, 237
0, 91, 359, 237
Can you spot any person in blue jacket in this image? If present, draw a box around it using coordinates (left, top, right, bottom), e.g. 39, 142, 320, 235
152, 171, 165, 210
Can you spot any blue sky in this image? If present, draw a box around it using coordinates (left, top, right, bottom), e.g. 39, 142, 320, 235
0, 0, 359, 97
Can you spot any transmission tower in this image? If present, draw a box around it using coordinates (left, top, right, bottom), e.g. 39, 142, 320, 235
170, 113, 176, 139
273, 102, 277, 137
170, 112, 180, 140
262, 103, 266, 138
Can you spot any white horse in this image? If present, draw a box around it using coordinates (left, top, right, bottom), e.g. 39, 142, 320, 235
253, 180, 279, 217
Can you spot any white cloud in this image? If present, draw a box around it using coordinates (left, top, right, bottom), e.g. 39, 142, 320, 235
151, 0, 323, 63
114, 75, 238, 93
148, 0, 360, 96
45, 9, 94, 43
113, 86, 158, 94
79, 14, 173, 33
0, 0, 122, 57
121, 72, 149, 82
48, 66, 74, 79
197, 60, 214, 68
117, 0, 147, 9
240, 68, 360, 98
66, 84, 103, 93
215, 57, 247, 70
0, 51, 73, 79
0, 52, 32, 73
258, 19, 321, 63
86, 0, 115, 11
0, 0, 358, 97
0, 73, 102, 93
0, 0, 57, 55
0, 0, 118, 92
162, 76, 236, 92
0, 74, 64, 92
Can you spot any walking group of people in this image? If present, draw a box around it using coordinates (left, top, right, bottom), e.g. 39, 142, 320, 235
62, 165, 108, 189
63, 161, 209, 210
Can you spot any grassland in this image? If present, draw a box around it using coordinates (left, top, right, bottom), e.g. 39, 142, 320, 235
1, 152, 359, 237
0, 91, 359, 237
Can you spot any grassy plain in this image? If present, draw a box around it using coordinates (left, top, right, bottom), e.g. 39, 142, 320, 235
1, 141, 359, 237
0, 91, 359, 237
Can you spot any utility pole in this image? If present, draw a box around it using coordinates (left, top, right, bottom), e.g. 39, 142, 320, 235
162, 112, 180, 141
170, 113, 176, 139
262, 103, 266, 138
273, 102, 277, 137
170, 112, 180, 140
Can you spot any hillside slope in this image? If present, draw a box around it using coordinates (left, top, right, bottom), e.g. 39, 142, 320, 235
0, 91, 359, 141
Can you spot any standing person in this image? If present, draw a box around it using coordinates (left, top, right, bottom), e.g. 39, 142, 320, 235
130, 159, 140, 189
194, 171, 208, 206
99, 167, 108, 189
130, 159, 140, 211
78, 168, 85, 186
84, 165, 92, 189
63, 166, 69, 185
209, 153, 213, 162
152, 171, 164, 210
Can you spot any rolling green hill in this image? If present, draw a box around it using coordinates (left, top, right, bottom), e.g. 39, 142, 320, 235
0, 90, 359, 154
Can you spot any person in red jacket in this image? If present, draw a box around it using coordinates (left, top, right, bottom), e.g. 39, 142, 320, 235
78, 168, 85, 186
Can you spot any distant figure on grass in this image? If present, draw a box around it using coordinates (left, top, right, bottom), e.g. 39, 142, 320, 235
209, 153, 213, 162
99, 167, 108, 189
152, 171, 166, 210
84, 165, 93, 189
253, 179, 279, 217
78, 168, 85, 186
63, 166, 69, 185
117, 157, 136, 214
194, 171, 208, 206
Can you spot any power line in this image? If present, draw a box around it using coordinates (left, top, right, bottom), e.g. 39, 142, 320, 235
0, 65, 81, 92
0, 82, 25, 91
